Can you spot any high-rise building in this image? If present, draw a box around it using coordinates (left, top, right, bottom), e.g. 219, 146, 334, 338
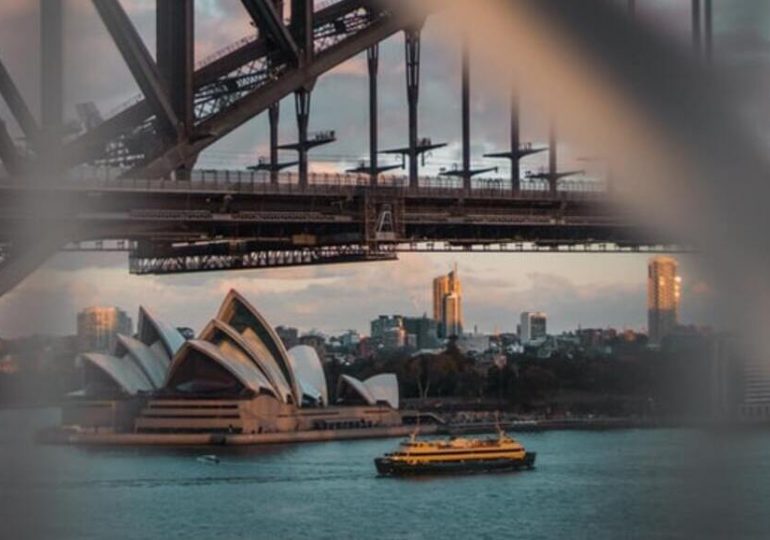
443, 293, 462, 337
403, 316, 440, 350
648, 257, 681, 346
433, 276, 450, 322
371, 316, 407, 349
432, 266, 463, 338
77, 307, 133, 353
520, 312, 547, 343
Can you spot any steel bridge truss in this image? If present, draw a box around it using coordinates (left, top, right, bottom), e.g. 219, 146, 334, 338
125, 241, 688, 276
0, 0, 705, 295
61, 0, 411, 179
128, 244, 398, 275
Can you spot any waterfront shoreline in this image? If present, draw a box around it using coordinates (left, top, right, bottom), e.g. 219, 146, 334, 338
37, 424, 440, 447
35, 415, 770, 448
34, 417, 683, 448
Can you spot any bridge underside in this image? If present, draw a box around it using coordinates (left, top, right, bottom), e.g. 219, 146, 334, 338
0, 177, 676, 279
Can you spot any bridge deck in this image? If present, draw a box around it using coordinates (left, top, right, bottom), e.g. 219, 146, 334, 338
0, 170, 607, 201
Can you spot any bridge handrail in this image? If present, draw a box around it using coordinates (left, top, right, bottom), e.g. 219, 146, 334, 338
196, 33, 258, 70
61, 166, 608, 201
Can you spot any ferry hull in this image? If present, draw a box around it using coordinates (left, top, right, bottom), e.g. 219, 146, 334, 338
375, 452, 536, 476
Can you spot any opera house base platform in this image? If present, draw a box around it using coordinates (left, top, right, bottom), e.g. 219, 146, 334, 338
41, 399, 415, 447
39, 422, 437, 448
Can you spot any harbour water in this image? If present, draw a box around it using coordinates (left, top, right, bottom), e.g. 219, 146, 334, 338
2, 409, 770, 540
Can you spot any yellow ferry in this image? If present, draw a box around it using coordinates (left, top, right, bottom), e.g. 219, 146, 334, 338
374, 428, 536, 476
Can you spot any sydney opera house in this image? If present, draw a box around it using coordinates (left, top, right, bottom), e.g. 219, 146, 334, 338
60, 290, 402, 440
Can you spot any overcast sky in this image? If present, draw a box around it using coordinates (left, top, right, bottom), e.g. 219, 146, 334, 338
0, 0, 767, 338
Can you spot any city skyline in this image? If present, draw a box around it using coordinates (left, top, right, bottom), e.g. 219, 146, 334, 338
0, 252, 716, 340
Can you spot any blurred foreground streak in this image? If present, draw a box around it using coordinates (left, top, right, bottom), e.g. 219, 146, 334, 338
397, 0, 770, 348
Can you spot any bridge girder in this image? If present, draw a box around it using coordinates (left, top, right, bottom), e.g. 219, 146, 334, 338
0, 119, 21, 174
242, 0, 299, 62
92, 0, 180, 139
134, 7, 415, 179
0, 59, 39, 148
62, 0, 392, 175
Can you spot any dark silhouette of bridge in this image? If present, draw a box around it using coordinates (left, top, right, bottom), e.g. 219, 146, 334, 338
0, 0, 709, 294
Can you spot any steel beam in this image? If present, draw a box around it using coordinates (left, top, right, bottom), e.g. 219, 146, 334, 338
461, 36, 471, 191
92, 0, 179, 138
157, 0, 194, 133
267, 0, 284, 185
136, 9, 413, 178
62, 100, 151, 167
129, 245, 396, 275
0, 119, 20, 175
196, 0, 356, 88
549, 122, 558, 194
692, 0, 702, 58
290, 0, 314, 60
157, 0, 195, 178
704, 0, 713, 64
269, 102, 281, 184
0, 58, 39, 146
368, 44, 379, 186
295, 88, 311, 186
510, 90, 520, 190
63, 1, 392, 170
405, 27, 421, 188
40, 0, 63, 145
243, 0, 299, 62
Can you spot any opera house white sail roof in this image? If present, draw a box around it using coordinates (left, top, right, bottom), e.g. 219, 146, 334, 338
78, 308, 185, 397
287, 345, 329, 406
76, 290, 399, 410
338, 374, 400, 409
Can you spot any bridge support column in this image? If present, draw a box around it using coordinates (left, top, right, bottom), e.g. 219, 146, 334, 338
157, 0, 195, 180
405, 27, 421, 189
0, 59, 38, 149
692, 0, 701, 59
704, 0, 713, 64
461, 36, 471, 192
41, 0, 63, 156
368, 45, 379, 187
291, 0, 314, 60
268, 0, 284, 186
548, 122, 558, 195
269, 102, 280, 185
510, 90, 520, 191
0, 119, 20, 175
295, 88, 311, 187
